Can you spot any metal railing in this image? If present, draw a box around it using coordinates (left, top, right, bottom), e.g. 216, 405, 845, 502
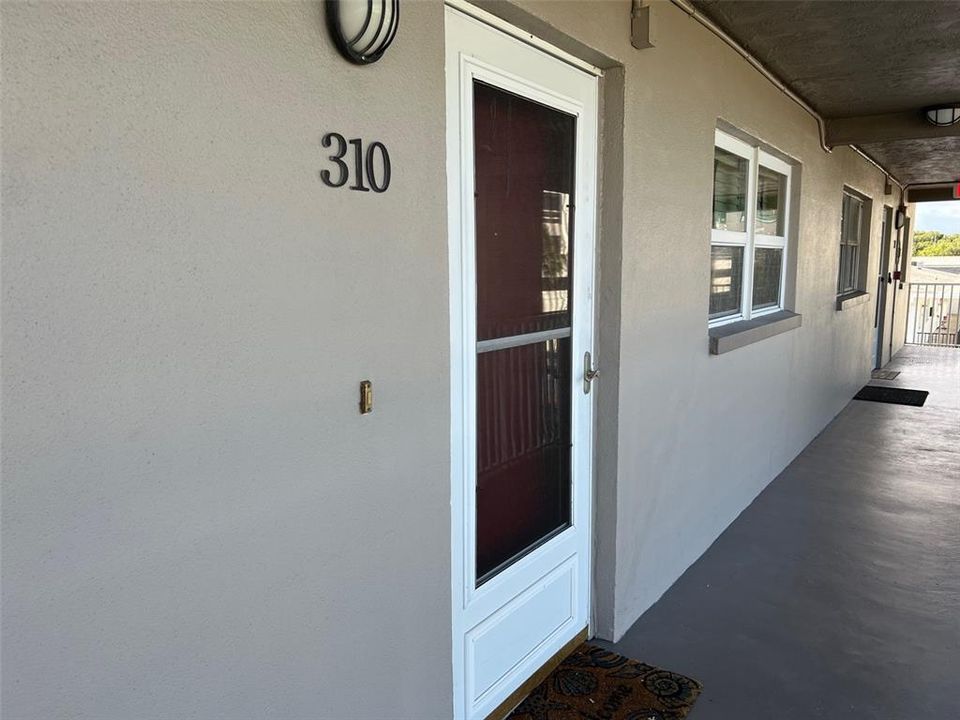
905, 283, 960, 347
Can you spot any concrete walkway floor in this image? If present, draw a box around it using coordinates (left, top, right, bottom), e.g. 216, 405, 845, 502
604, 345, 960, 719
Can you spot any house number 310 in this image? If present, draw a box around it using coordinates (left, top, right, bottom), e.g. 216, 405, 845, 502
320, 132, 391, 193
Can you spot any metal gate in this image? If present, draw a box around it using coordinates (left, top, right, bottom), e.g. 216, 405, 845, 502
905, 283, 960, 347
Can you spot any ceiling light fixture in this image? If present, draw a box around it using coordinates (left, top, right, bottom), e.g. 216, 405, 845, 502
923, 104, 960, 127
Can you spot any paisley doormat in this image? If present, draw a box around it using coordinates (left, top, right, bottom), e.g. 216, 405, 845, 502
870, 368, 900, 380
854, 385, 928, 406
506, 644, 701, 720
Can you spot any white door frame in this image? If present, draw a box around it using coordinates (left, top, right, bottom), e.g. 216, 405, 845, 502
444, 5, 600, 719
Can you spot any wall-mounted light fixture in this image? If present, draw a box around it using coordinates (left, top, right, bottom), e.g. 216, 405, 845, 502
894, 206, 906, 230
923, 104, 960, 127
327, 0, 399, 65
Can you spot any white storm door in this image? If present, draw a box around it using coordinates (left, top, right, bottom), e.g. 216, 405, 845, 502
445, 6, 599, 720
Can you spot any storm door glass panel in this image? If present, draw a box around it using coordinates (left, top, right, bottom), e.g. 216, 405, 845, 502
473, 81, 575, 584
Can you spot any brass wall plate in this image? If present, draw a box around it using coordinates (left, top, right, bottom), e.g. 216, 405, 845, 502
359, 380, 373, 414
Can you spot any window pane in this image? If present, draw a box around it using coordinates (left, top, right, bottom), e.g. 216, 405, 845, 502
474, 81, 576, 341
838, 244, 859, 294
712, 147, 748, 232
755, 165, 786, 237
838, 193, 863, 294
752, 247, 783, 309
841, 194, 862, 246
837, 246, 847, 293
840, 194, 851, 243
709, 245, 744, 319
476, 338, 571, 582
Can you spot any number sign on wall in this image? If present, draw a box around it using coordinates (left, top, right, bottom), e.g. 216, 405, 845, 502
320, 132, 391, 193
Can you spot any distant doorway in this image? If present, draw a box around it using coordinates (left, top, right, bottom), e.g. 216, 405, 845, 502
874, 206, 893, 368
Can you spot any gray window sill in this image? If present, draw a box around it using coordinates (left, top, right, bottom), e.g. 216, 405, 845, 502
709, 310, 802, 355
836, 290, 870, 311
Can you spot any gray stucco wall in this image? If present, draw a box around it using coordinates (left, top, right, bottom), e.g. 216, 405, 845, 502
1, 1, 908, 718
2, 2, 451, 719
503, 0, 898, 639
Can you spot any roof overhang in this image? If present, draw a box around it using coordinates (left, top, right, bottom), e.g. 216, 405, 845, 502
688, 0, 960, 189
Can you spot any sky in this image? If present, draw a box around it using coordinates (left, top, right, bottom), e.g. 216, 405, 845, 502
915, 200, 960, 234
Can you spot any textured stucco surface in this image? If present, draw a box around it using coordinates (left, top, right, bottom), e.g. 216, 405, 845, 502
860, 137, 960, 186
2, 2, 451, 719
689, 0, 960, 186
1, 1, 912, 718
506, 0, 899, 639
605, 345, 960, 719
691, 0, 960, 118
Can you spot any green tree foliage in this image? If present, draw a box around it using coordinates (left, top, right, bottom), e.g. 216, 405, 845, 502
913, 230, 960, 257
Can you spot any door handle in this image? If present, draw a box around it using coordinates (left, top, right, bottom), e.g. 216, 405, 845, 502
583, 351, 599, 394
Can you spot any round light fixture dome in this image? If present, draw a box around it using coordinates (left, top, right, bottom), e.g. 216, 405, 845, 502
327, 0, 400, 65
924, 105, 960, 127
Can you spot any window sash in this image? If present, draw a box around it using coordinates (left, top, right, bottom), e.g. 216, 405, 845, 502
752, 246, 785, 311
709, 244, 745, 320
711, 229, 748, 246
837, 192, 864, 294
755, 151, 790, 250
710, 131, 791, 326
837, 244, 860, 294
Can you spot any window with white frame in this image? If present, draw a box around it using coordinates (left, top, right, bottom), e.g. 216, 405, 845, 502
709, 129, 792, 325
837, 190, 865, 295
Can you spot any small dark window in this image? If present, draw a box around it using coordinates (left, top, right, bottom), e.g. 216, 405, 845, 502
837, 191, 865, 295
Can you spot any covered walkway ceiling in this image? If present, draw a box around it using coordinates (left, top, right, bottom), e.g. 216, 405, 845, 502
689, 0, 960, 187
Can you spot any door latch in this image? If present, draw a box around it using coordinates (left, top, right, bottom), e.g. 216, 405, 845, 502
359, 380, 373, 414
583, 351, 599, 394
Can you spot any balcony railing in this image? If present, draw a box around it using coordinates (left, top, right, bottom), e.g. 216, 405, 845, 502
905, 283, 960, 347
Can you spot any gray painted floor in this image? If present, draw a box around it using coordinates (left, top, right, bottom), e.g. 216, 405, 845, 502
604, 345, 959, 719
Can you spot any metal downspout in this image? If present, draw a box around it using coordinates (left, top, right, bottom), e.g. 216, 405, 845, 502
667, 0, 831, 153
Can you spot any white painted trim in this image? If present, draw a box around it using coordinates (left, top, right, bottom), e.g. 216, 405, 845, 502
710, 129, 794, 327
444, 0, 604, 78
741, 141, 759, 320
758, 148, 792, 177
714, 128, 753, 158
711, 229, 749, 246
708, 311, 745, 328
455, 52, 588, 612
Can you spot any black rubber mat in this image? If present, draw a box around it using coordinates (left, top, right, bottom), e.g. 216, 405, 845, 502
854, 386, 928, 407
